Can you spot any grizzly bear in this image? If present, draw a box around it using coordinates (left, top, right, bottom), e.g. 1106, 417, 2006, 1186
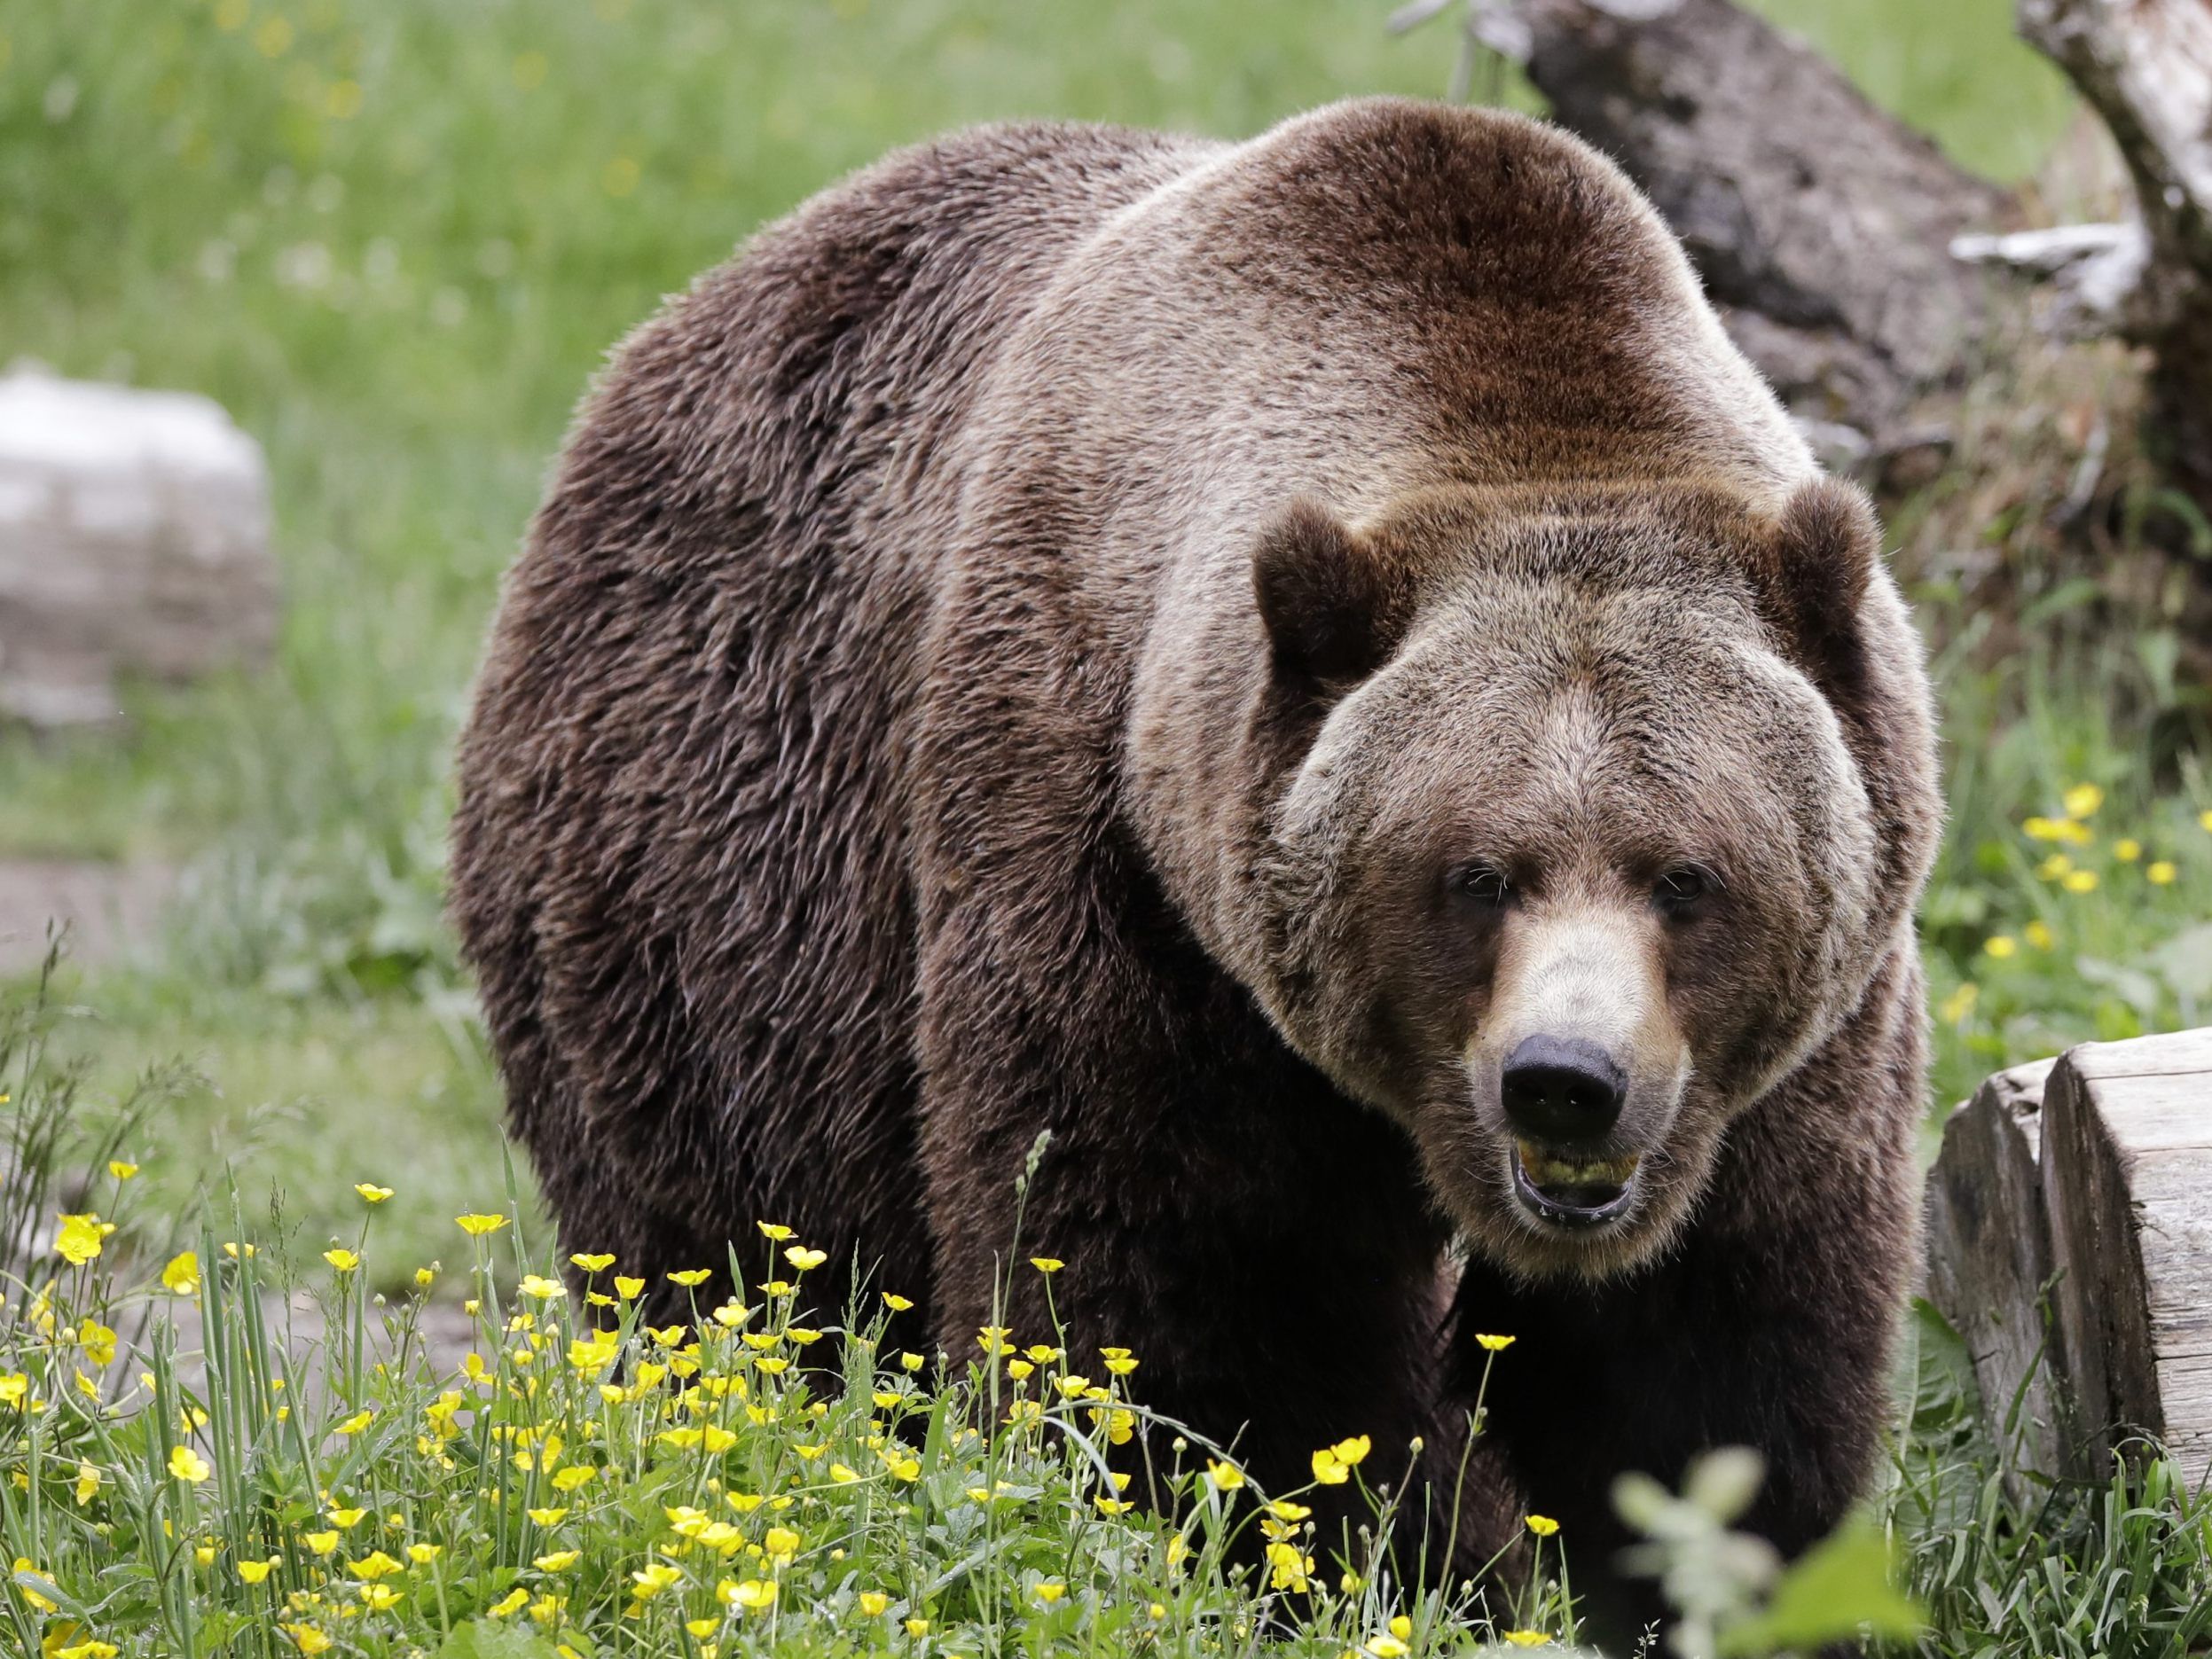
451, 98, 1940, 1638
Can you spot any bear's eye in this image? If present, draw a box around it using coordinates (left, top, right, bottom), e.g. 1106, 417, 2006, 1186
1651, 865, 1717, 917
1449, 863, 1513, 908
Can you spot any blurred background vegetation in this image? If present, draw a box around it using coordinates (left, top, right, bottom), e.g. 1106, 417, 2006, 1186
2, 0, 2204, 1287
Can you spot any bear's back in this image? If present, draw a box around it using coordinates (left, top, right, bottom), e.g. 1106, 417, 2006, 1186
451, 121, 1209, 1288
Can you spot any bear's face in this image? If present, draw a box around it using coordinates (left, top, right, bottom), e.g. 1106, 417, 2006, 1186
1246, 483, 1933, 1282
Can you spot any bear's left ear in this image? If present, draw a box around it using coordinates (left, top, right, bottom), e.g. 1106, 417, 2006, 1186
1251, 498, 1414, 693
1748, 475, 1882, 705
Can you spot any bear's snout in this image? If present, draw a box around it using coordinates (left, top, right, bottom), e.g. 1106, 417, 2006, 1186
1499, 1033, 1625, 1143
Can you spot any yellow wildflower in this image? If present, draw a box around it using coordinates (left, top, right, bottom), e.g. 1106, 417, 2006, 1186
725, 1578, 778, 1610
56, 1214, 112, 1266
1525, 1514, 1560, 1538
905, 1617, 930, 1636
669, 1269, 711, 1287
354, 1184, 393, 1204
1503, 1635, 1552, 1647
303, 1532, 339, 1556
757, 1222, 793, 1240
489, 1588, 530, 1616
281, 1627, 333, 1655
239, 1557, 278, 1585
162, 1252, 201, 1295
168, 1445, 210, 1483
2025, 919, 2055, 950
1983, 935, 2017, 959
2063, 869, 2099, 893
323, 1248, 360, 1274
1029, 1256, 1064, 1273
74, 1462, 100, 1505
1206, 1459, 1245, 1491
358, 1585, 402, 1611
615, 1276, 646, 1301
859, 1591, 890, 1616
107, 1161, 138, 1181
631, 1562, 682, 1599
784, 1245, 828, 1272
2115, 839, 2142, 862
534, 1550, 579, 1571
882, 1293, 914, 1311
2064, 783, 2104, 819
519, 1274, 566, 1300
405, 1543, 442, 1566
455, 1214, 509, 1237
1475, 1333, 1516, 1351
570, 1252, 615, 1272
349, 1552, 402, 1580
2150, 860, 2177, 885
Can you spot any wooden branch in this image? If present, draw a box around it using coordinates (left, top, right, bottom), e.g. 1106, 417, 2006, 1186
1477, 0, 2011, 449
2019, 0, 2212, 499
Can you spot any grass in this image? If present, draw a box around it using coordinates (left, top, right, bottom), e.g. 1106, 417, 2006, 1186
4, 0, 2212, 1650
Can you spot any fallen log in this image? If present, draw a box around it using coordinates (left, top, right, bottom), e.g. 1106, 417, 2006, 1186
2017, 0, 2212, 505
1927, 1029, 2212, 1484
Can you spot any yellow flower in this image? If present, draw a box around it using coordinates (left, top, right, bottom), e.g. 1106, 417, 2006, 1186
323, 1248, 360, 1274
725, 1577, 778, 1610
2150, 859, 2177, 885
74, 1462, 100, 1505
525, 1507, 568, 1527
905, 1617, 930, 1636
1311, 1434, 1371, 1484
899, 1350, 925, 1373
615, 1275, 646, 1301
414, 1266, 437, 1287
2200, 809, 2212, 833
2022, 815, 2064, 841
1525, 1514, 1559, 1538
1938, 982, 1979, 1025
859, 1591, 890, 1616
2114, 839, 2142, 863
631, 1562, 686, 1599
349, 1551, 402, 1580
552, 1465, 597, 1492
1366, 1638, 1408, 1658
1029, 1256, 1063, 1274
107, 1161, 138, 1181
0, 1373, 25, 1408
1475, 1333, 1516, 1351
162, 1251, 201, 1295
1391, 1616, 1413, 1640
358, 1584, 402, 1611
534, 1550, 579, 1571
489, 1588, 530, 1617
1982, 935, 2017, 959
303, 1531, 339, 1556
77, 1318, 115, 1367
1503, 1633, 1551, 1647
2063, 869, 2099, 893
56, 1213, 112, 1265
1096, 1496, 1133, 1514
668, 1268, 711, 1287
455, 1214, 510, 1237
354, 1184, 393, 1204
2036, 853, 2073, 880
238, 1557, 278, 1585
406, 1542, 442, 1565
168, 1445, 210, 1484
334, 1411, 373, 1436
2064, 783, 2104, 819
882, 1292, 914, 1311
784, 1245, 828, 1272
2025, 919, 2055, 950
569, 1252, 616, 1273
765, 1525, 801, 1561
281, 1627, 333, 1655
1036, 1580, 1066, 1603
686, 1616, 721, 1639
328, 1506, 367, 1529
757, 1222, 793, 1241
519, 1274, 566, 1300
1205, 1459, 1245, 1491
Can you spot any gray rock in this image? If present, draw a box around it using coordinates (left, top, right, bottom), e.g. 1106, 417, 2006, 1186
0, 364, 278, 726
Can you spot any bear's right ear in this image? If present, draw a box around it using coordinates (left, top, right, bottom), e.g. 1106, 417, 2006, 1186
1251, 499, 1408, 691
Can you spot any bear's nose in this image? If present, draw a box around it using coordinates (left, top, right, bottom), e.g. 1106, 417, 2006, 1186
1499, 1035, 1627, 1143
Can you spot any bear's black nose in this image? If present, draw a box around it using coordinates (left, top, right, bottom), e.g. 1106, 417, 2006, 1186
1500, 1035, 1627, 1143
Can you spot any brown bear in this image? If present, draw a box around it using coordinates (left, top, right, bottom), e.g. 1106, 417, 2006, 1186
450, 98, 1940, 1639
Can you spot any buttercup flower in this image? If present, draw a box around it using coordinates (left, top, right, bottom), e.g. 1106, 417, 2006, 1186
455, 1213, 509, 1237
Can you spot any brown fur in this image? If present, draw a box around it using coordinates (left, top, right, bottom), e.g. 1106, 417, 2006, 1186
451, 100, 1941, 1643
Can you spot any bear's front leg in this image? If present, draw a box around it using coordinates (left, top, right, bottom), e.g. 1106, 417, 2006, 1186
913, 866, 1455, 1544
1455, 986, 1923, 1648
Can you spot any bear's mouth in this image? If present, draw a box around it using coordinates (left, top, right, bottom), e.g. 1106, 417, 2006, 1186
1510, 1141, 1642, 1227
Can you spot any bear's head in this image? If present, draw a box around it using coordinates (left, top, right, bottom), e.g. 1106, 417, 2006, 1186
1234, 478, 1938, 1281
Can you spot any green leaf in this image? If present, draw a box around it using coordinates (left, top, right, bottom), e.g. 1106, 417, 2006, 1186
1717, 1521, 1926, 1655
434, 1621, 565, 1659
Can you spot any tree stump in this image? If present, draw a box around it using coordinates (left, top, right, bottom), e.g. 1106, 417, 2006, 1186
1928, 1029, 2212, 1484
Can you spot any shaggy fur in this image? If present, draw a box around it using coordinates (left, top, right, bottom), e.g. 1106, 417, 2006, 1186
451, 99, 1941, 1641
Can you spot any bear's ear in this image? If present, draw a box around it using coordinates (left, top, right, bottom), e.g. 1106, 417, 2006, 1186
1749, 476, 1882, 702
1251, 499, 1409, 691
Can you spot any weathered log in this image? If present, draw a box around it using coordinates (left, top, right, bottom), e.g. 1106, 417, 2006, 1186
2017, 0, 2212, 504
1445, 0, 2012, 452
2041, 1027, 2212, 1481
1923, 1056, 2064, 1493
